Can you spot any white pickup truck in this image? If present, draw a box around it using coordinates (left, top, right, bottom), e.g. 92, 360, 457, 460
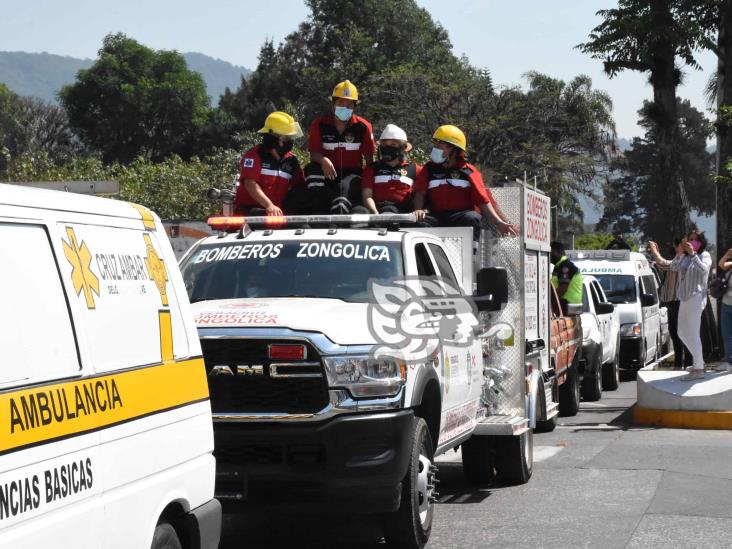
579, 275, 620, 400
179, 185, 560, 548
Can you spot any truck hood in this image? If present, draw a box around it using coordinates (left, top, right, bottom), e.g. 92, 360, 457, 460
191, 297, 376, 345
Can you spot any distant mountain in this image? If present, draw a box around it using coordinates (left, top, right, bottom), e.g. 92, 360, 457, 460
0, 51, 250, 104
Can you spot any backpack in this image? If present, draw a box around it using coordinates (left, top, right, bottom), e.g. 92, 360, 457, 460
709, 268, 732, 299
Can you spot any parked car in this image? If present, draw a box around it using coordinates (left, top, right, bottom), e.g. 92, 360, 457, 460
579, 275, 620, 400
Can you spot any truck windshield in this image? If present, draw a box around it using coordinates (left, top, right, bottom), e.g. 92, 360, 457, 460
181, 240, 404, 303
594, 274, 637, 304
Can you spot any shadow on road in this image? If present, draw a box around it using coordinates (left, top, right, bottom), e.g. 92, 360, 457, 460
220, 509, 385, 549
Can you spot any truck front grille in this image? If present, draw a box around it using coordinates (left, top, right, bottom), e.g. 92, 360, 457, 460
200, 338, 330, 414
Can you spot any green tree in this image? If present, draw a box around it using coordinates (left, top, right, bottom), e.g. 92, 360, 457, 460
60, 33, 211, 163
578, 0, 712, 240
0, 83, 80, 175
598, 99, 713, 237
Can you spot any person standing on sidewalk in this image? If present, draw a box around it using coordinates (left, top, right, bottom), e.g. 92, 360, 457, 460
649, 237, 693, 369
650, 231, 712, 380
716, 248, 732, 373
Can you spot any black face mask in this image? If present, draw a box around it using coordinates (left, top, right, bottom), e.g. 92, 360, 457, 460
262, 133, 279, 150
379, 145, 403, 162
277, 139, 294, 155
262, 133, 293, 155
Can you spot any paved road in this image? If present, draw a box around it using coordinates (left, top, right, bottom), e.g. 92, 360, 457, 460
220, 377, 732, 548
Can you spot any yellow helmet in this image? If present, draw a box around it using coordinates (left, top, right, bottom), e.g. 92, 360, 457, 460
257, 111, 303, 137
433, 124, 467, 151
332, 80, 359, 101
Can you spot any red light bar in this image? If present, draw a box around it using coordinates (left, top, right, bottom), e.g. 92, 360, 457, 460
268, 344, 306, 360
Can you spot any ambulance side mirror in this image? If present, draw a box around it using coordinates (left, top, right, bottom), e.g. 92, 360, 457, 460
640, 293, 657, 307
474, 267, 508, 312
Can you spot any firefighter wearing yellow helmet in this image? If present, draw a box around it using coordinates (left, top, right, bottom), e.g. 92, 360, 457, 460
413, 124, 518, 240
295, 80, 376, 214
235, 111, 305, 216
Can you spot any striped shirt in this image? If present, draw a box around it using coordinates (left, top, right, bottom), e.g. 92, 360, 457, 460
654, 259, 679, 303
669, 251, 712, 301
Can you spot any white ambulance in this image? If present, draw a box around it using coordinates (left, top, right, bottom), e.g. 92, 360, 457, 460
569, 249, 662, 371
0, 184, 220, 549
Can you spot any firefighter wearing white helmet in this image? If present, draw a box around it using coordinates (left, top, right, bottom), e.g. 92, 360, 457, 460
235, 111, 305, 216
296, 80, 376, 215
413, 124, 518, 240
352, 124, 421, 215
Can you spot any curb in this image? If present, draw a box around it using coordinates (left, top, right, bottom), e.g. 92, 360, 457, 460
634, 406, 732, 430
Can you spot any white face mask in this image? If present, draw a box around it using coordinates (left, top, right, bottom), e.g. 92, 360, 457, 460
334, 106, 353, 121
430, 147, 446, 164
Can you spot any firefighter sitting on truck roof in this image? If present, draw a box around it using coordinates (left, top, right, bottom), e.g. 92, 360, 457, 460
550, 240, 583, 308
294, 80, 376, 215
235, 111, 304, 216
352, 124, 420, 215
412, 124, 518, 240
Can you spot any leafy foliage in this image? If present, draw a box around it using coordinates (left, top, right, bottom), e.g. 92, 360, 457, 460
574, 232, 637, 250
2, 149, 246, 221
60, 33, 212, 163
0, 83, 81, 175
578, 0, 717, 239
598, 99, 713, 237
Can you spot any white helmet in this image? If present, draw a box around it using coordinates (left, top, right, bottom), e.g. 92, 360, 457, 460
379, 124, 408, 143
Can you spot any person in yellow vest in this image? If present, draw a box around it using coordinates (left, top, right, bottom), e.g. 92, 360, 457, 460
550, 241, 583, 307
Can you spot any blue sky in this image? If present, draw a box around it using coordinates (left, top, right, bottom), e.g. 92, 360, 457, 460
0, 0, 718, 140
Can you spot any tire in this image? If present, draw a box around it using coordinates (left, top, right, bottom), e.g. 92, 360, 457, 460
558, 360, 580, 417
582, 350, 602, 402
382, 417, 435, 549
151, 522, 182, 549
461, 435, 495, 485
494, 429, 533, 485
534, 377, 558, 433
602, 341, 620, 391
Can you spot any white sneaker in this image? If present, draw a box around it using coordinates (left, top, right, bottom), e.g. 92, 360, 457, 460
715, 363, 732, 373
682, 370, 705, 381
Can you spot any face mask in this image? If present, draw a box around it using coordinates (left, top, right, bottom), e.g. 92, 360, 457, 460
262, 133, 279, 150
379, 145, 402, 162
430, 147, 446, 164
334, 106, 353, 121
277, 140, 294, 155
690, 239, 702, 252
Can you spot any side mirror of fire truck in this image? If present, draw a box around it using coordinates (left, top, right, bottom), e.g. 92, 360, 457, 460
474, 267, 509, 312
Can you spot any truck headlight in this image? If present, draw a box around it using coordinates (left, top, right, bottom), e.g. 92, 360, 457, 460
323, 355, 406, 398
620, 322, 642, 337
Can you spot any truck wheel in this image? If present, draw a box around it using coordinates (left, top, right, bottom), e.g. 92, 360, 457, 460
494, 429, 533, 485
461, 435, 495, 484
582, 352, 602, 402
558, 363, 580, 416
602, 341, 620, 391
151, 522, 182, 549
382, 417, 435, 549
